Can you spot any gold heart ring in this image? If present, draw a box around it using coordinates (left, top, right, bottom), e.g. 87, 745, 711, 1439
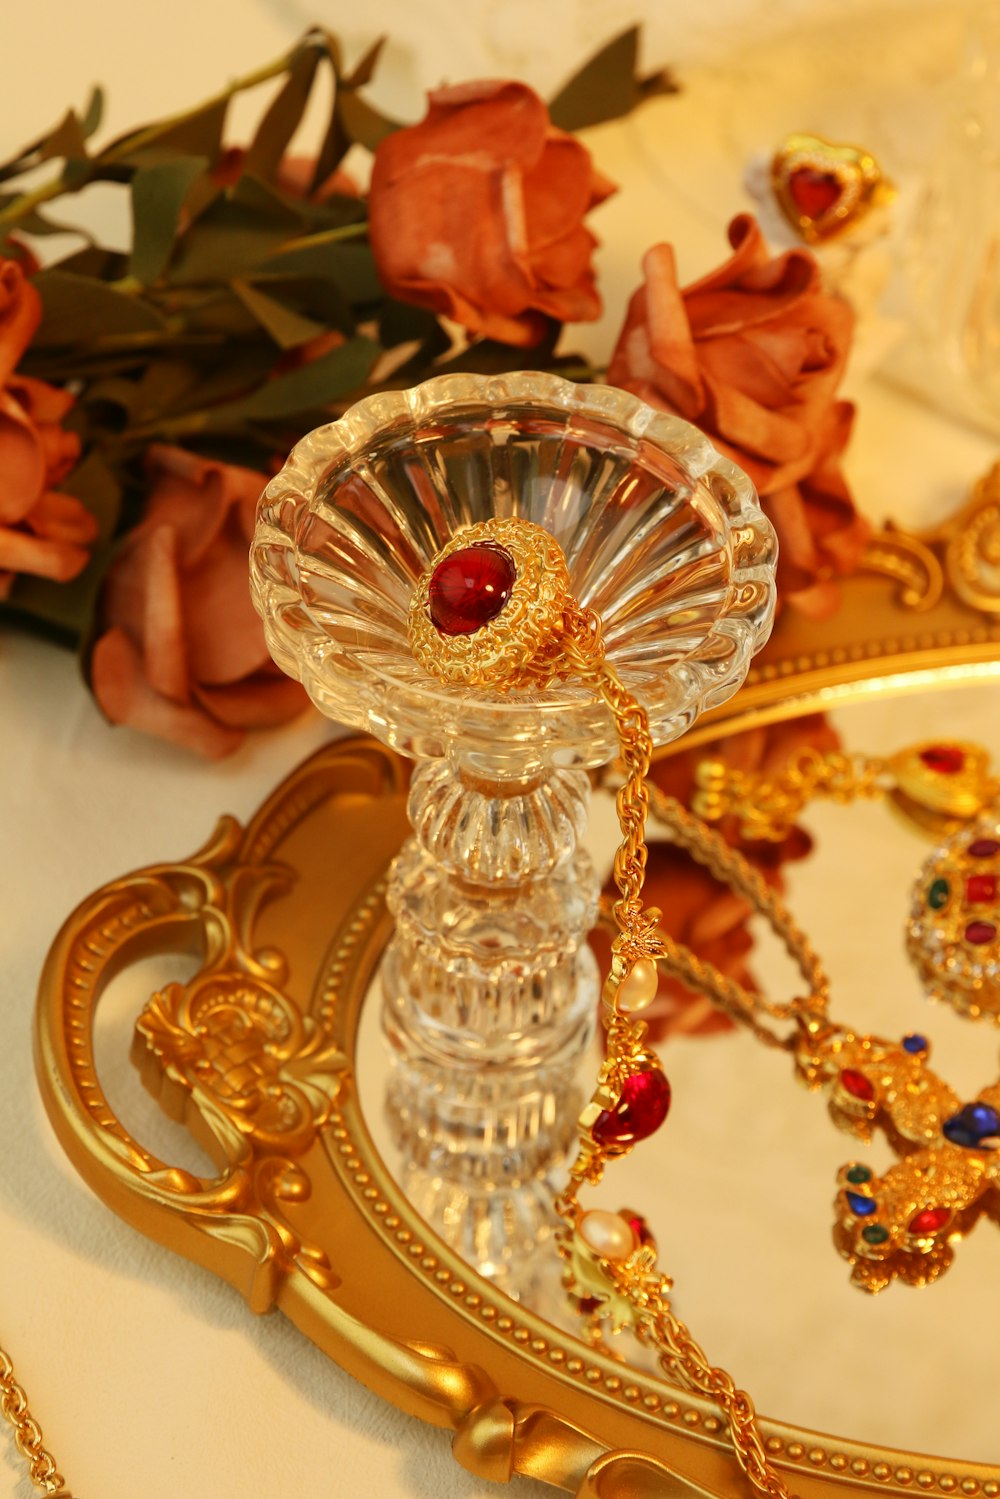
771, 131, 895, 243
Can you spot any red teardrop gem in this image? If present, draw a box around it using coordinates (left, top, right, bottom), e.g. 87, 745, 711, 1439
593, 1068, 671, 1147
965, 920, 997, 946
919, 745, 965, 775
840, 1068, 876, 1102
788, 166, 842, 219
428, 543, 516, 636
967, 874, 997, 904
908, 1206, 951, 1236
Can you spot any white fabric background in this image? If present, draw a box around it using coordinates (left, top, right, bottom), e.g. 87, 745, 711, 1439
2, 1, 999, 1495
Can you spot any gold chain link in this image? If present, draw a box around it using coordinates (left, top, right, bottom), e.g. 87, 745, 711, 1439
693, 746, 889, 841
639, 1290, 791, 1499
645, 784, 832, 1041
0, 1342, 72, 1496
552, 606, 799, 1499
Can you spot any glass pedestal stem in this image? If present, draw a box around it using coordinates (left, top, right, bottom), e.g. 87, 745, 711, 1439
380, 759, 599, 1281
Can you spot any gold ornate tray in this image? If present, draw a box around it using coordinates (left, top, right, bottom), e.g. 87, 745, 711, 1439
691, 465, 1000, 748
34, 734, 1000, 1499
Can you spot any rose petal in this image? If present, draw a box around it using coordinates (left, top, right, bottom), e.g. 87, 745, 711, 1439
0, 523, 91, 581
143, 444, 264, 567
7, 372, 75, 425
410, 80, 548, 169
0, 392, 45, 524
27, 488, 99, 546
183, 533, 272, 685
137, 526, 190, 703
522, 135, 601, 255
0, 260, 41, 386
91, 627, 245, 759
193, 671, 307, 728
369, 80, 606, 345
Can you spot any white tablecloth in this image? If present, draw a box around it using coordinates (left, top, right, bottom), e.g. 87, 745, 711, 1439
2, 1, 998, 1495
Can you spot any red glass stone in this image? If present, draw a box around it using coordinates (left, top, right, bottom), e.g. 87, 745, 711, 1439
840, 1068, 876, 1102
788, 166, 842, 219
965, 920, 997, 946
967, 874, 997, 904
970, 839, 1000, 858
919, 745, 966, 775
428, 543, 516, 636
592, 1067, 671, 1147
623, 1211, 655, 1250
908, 1206, 951, 1236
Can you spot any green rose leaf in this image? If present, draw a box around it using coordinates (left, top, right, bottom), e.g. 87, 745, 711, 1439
243, 43, 322, 183
548, 26, 679, 132
336, 89, 400, 153
200, 333, 380, 425
168, 175, 307, 285
39, 107, 90, 163
129, 155, 208, 285
33, 270, 167, 348
231, 278, 329, 349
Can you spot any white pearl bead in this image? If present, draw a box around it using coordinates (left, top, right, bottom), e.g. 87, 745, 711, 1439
618, 957, 659, 1013
578, 1209, 635, 1262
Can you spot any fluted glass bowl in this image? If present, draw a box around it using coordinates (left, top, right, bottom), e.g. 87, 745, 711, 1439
251, 373, 777, 772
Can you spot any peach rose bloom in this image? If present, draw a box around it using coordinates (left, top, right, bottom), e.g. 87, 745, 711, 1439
607, 215, 870, 617
90, 445, 307, 758
369, 80, 615, 347
591, 714, 841, 1042
0, 258, 95, 598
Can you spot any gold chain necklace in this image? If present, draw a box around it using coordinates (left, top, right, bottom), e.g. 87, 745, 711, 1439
0, 1346, 71, 1496
410, 517, 807, 1499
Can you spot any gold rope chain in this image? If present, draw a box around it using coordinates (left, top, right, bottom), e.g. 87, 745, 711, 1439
0, 1343, 72, 1496
549, 605, 799, 1499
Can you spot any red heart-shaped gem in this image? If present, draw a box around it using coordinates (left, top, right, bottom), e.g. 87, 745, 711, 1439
788, 167, 842, 220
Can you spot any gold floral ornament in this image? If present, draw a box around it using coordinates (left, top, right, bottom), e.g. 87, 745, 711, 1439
674, 738, 1000, 1290
793, 1027, 1000, 1294
408, 515, 799, 1499
771, 132, 895, 243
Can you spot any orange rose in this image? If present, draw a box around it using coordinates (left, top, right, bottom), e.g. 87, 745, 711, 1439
90, 445, 308, 758
0, 258, 95, 598
368, 80, 614, 347
607, 215, 870, 617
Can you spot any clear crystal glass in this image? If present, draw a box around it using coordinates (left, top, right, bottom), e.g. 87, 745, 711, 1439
251, 372, 776, 1278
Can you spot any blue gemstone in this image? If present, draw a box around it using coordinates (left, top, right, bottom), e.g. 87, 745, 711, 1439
902, 1034, 929, 1055
942, 1102, 1000, 1149
845, 1191, 877, 1217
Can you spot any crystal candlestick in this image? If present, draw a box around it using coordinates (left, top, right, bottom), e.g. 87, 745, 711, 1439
250, 373, 776, 1277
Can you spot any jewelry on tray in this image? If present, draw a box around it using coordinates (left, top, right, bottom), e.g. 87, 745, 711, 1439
770, 131, 895, 244
695, 739, 1000, 1021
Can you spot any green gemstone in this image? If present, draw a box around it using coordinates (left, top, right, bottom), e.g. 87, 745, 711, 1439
862, 1223, 890, 1245
928, 878, 950, 910
846, 1165, 872, 1185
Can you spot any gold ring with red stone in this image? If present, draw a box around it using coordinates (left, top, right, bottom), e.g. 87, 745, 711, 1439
771, 131, 895, 244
